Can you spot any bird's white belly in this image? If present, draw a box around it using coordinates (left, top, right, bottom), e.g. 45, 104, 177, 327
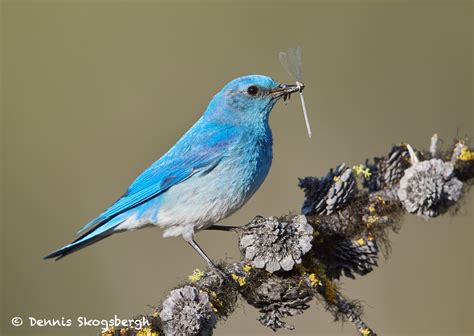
115, 136, 272, 239
155, 162, 255, 239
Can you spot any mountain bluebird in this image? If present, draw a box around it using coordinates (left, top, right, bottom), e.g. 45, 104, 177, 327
44, 75, 302, 271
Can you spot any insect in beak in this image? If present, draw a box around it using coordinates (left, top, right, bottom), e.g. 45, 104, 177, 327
269, 83, 302, 101
279, 47, 312, 138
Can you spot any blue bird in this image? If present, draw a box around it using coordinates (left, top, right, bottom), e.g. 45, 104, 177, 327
44, 75, 301, 270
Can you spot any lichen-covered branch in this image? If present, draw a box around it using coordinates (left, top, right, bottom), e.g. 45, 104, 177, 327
102, 135, 473, 336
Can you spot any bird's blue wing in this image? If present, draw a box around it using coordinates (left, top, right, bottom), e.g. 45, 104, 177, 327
77, 124, 239, 234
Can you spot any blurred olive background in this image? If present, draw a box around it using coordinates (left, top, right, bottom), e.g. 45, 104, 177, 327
1, 1, 473, 335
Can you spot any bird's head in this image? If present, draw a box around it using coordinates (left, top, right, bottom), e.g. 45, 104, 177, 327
204, 75, 301, 126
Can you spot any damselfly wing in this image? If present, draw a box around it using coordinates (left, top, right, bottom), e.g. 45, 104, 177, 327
279, 47, 312, 138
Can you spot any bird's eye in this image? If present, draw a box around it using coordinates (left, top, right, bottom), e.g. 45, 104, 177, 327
247, 85, 259, 96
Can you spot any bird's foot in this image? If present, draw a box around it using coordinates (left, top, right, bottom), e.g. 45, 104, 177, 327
185, 236, 229, 280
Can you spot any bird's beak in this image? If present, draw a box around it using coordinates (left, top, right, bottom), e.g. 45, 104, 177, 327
269, 83, 304, 101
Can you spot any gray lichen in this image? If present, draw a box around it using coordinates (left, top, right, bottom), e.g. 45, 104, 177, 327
451, 141, 465, 164
397, 159, 463, 218
327, 237, 379, 279
299, 164, 357, 216
239, 215, 313, 272
429, 133, 438, 158
316, 208, 359, 236
364, 145, 410, 192
332, 293, 376, 335
105, 136, 473, 336
160, 285, 217, 336
250, 277, 313, 331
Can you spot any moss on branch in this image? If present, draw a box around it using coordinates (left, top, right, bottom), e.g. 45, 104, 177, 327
102, 135, 474, 336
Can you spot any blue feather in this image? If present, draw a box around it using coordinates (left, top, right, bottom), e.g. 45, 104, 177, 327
76, 123, 239, 235
45, 74, 286, 262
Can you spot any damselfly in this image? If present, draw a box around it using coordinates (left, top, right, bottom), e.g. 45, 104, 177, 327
279, 47, 312, 138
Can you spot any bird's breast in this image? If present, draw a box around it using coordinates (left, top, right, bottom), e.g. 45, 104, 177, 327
155, 132, 273, 234
227, 134, 273, 197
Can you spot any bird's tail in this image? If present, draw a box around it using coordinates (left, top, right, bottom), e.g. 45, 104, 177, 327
44, 214, 127, 260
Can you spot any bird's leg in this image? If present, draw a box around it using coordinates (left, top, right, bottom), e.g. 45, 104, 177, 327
206, 224, 239, 232
184, 236, 227, 278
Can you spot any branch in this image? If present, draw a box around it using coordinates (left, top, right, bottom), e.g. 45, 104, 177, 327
102, 135, 474, 336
